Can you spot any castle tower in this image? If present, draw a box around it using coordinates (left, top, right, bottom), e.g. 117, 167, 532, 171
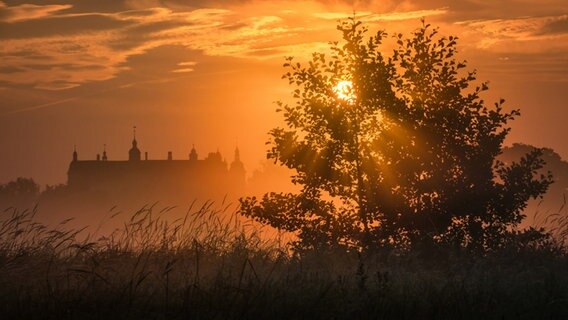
229, 147, 246, 192
102, 144, 108, 161
189, 144, 198, 161
233, 146, 241, 163
72, 145, 78, 162
129, 126, 141, 161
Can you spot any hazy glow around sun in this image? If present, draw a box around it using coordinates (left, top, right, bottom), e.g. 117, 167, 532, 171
334, 80, 355, 102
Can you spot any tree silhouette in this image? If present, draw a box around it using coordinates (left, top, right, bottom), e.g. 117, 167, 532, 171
0, 177, 40, 208
239, 18, 552, 252
0, 177, 40, 198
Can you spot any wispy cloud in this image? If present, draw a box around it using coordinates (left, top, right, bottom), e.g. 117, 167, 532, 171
0, 0, 566, 91
0, 2, 320, 90
0, 2, 72, 23
313, 8, 448, 22
456, 15, 568, 51
172, 61, 197, 73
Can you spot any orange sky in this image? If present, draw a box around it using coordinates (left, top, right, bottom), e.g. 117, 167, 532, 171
0, 0, 567, 186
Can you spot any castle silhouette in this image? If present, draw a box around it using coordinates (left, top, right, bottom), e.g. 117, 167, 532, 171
67, 128, 246, 203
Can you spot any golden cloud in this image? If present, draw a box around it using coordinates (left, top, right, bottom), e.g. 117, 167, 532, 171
0, 0, 566, 90
313, 8, 448, 21
0, 3, 72, 23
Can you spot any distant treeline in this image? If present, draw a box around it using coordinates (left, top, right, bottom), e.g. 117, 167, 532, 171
501, 143, 568, 224
1, 143, 567, 213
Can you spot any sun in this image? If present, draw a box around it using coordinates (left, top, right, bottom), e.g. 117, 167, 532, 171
334, 80, 355, 102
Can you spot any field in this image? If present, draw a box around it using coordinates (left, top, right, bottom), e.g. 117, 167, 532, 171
0, 203, 567, 320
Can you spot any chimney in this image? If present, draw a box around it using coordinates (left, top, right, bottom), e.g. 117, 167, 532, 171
96, 154, 101, 161
168, 151, 172, 160
145, 152, 148, 160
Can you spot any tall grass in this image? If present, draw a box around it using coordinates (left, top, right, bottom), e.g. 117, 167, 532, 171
0, 202, 567, 319
531, 194, 568, 246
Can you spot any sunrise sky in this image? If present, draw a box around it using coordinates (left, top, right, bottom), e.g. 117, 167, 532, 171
0, 0, 566, 186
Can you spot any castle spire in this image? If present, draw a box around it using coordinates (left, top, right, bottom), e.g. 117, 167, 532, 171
102, 144, 108, 161
229, 145, 245, 191
129, 126, 141, 161
189, 144, 198, 161
72, 145, 78, 162
234, 146, 240, 162
132, 126, 137, 146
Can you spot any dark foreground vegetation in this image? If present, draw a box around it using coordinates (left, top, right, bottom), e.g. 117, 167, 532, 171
0, 204, 567, 320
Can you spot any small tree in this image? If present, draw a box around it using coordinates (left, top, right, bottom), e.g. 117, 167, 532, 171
240, 18, 552, 252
